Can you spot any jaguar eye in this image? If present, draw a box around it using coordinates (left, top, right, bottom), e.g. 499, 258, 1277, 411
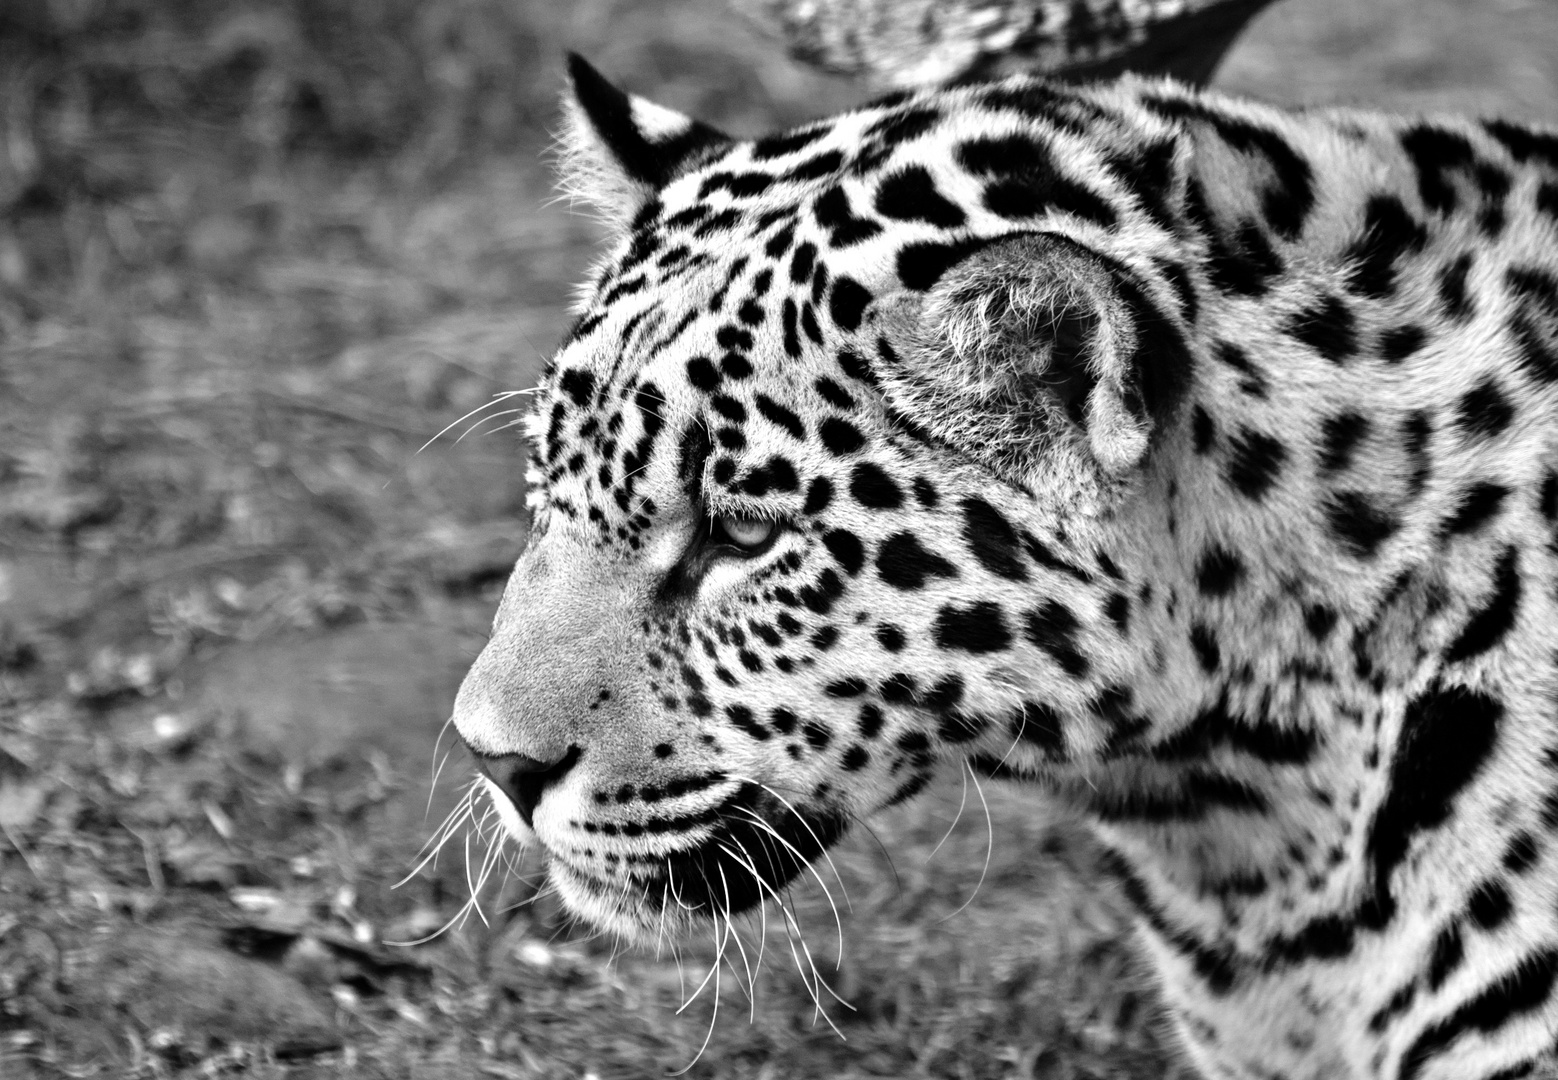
713, 515, 775, 549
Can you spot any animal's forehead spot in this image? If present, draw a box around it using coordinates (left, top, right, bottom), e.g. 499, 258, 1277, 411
561, 232, 859, 408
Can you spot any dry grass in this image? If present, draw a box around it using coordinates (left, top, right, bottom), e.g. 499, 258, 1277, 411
1, 0, 1555, 1077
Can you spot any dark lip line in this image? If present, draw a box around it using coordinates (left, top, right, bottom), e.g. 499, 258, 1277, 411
543, 781, 850, 922
543, 781, 757, 881
579, 791, 738, 840
537, 774, 743, 861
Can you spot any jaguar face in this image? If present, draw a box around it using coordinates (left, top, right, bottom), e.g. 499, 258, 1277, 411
448, 56, 1189, 943
449, 250, 1019, 941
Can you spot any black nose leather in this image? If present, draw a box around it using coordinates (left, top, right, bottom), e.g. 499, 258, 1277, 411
470, 746, 581, 827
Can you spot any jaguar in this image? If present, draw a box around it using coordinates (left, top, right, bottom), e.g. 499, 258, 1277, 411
447, 52, 1558, 1080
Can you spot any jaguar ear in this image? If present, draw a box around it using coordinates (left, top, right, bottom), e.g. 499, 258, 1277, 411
559, 54, 733, 228
873, 233, 1192, 505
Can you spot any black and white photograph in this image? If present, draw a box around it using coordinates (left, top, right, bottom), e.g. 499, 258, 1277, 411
4, 1, 1558, 1077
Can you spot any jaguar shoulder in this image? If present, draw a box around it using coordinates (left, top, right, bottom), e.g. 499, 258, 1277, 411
450, 55, 1558, 1080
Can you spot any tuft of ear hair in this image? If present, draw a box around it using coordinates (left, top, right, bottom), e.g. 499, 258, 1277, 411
558, 54, 733, 229
873, 232, 1192, 509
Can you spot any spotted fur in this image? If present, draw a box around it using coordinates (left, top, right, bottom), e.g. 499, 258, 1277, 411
450, 54, 1558, 1080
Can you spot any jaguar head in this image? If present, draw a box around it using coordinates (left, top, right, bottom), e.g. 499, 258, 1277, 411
448, 57, 1193, 942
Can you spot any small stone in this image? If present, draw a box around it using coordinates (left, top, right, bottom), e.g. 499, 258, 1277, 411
517, 940, 553, 968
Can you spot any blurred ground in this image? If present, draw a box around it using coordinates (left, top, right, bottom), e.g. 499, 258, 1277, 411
0, 1, 1555, 1077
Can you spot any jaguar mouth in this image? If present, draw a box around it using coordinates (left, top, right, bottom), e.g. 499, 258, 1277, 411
543, 781, 851, 942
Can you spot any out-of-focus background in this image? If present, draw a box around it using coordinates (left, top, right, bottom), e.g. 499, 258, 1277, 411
1, 1, 1554, 1077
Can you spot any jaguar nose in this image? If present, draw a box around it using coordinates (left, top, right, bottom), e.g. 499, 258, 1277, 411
469, 745, 582, 828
